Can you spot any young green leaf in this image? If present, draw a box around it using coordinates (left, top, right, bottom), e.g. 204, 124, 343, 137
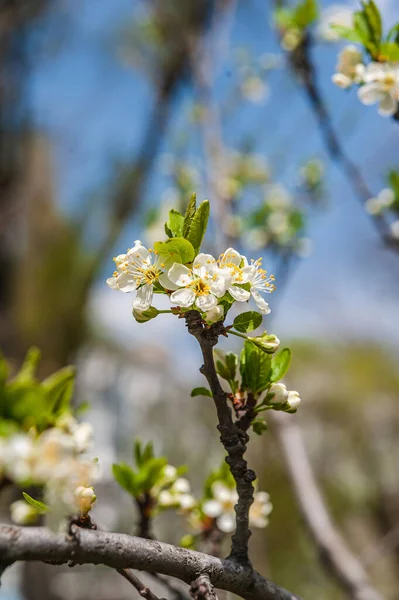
294, 0, 318, 29
240, 341, 271, 395
22, 492, 49, 513
112, 463, 137, 495
387, 23, 399, 44
361, 0, 382, 45
191, 387, 213, 398
42, 366, 76, 416
252, 417, 268, 435
154, 238, 195, 265
329, 25, 363, 43
270, 348, 292, 383
183, 193, 197, 238
166, 209, 184, 238
186, 200, 210, 254
13, 348, 41, 383
233, 311, 262, 333
378, 42, 399, 61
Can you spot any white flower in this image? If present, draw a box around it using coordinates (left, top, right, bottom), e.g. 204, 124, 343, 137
106, 240, 173, 311
287, 390, 301, 410
218, 248, 256, 302
4, 434, 35, 483
358, 63, 399, 117
168, 254, 228, 312
332, 45, 364, 89
10, 500, 39, 525
72, 423, 93, 454
204, 305, 224, 324
269, 382, 289, 404
240, 76, 268, 103
158, 478, 196, 511
74, 486, 96, 515
391, 220, 399, 239
316, 5, 354, 42
366, 188, 395, 215
244, 257, 276, 314
202, 482, 238, 533
249, 491, 273, 528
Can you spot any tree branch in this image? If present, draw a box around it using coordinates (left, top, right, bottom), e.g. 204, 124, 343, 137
185, 310, 256, 566
271, 413, 383, 600
190, 574, 218, 600
117, 568, 165, 600
0, 525, 302, 600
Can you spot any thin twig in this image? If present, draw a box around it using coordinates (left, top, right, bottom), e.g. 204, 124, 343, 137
190, 574, 219, 600
271, 412, 384, 600
185, 311, 256, 566
288, 31, 399, 252
117, 568, 165, 600
0, 525, 303, 600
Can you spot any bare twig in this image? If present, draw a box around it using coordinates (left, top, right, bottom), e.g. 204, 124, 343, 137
117, 568, 165, 600
287, 31, 399, 252
0, 525, 302, 600
185, 311, 256, 566
271, 412, 384, 600
190, 574, 219, 600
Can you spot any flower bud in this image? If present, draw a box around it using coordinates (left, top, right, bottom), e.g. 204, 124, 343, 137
204, 305, 224, 325
249, 333, 280, 354
268, 383, 289, 404
10, 500, 39, 525
287, 390, 301, 410
74, 486, 96, 516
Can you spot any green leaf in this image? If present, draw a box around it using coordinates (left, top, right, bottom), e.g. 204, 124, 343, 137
378, 42, 399, 61
166, 209, 184, 238
233, 311, 262, 333
214, 350, 238, 392
361, 0, 382, 45
330, 24, 363, 43
134, 439, 143, 467
13, 348, 41, 383
141, 441, 154, 464
183, 193, 197, 238
112, 463, 137, 495
252, 417, 268, 435
154, 238, 195, 265
22, 492, 49, 513
353, 11, 372, 44
294, 0, 318, 29
0, 352, 9, 388
186, 200, 210, 254
270, 348, 292, 383
42, 366, 75, 416
387, 23, 399, 43
164, 222, 173, 238
191, 387, 212, 398
133, 306, 160, 323
240, 341, 272, 395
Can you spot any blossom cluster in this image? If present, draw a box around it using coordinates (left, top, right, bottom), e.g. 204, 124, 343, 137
332, 45, 399, 117
1, 416, 97, 529
107, 242, 276, 322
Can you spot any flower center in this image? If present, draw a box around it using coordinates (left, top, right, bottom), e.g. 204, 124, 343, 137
190, 278, 210, 296
383, 73, 396, 88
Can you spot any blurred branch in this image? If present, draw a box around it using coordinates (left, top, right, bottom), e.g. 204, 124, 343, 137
0, 525, 302, 600
362, 523, 399, 568
185, 311, 256, 566
117, 568, 165, 600
285, 30, 399, 252
271, 412, 384, 600
190, 575, 219, 600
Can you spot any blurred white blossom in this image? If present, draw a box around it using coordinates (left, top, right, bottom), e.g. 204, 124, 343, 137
358, 63, 399, 117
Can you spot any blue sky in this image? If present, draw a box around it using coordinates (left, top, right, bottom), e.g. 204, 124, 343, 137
27, 0, 399, 352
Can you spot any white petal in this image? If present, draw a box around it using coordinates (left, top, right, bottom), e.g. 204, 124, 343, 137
249, 515, 268, 528
195, 293, 217, 311
193, 254, 216, 274
212, 483, 236, 503
209, 276, 228, 299
239, 265, 256, 283
357, 83, 385, 106
170, 288, 196, 307
217, 512, 236, 533
202, 499, 223, 518
168, 263, 193, 286
106, 277, 119, 290
378, 93, 397, 117
228, 285, 251, 302
220, 248, 241, 266
158, 272, 179, 290
332, 73, 352, 89
173, 478, 191, 494
127, 241, 150, 263
251, 289, 271, 314
116, 272, 137, 293
133, 284, 153, 310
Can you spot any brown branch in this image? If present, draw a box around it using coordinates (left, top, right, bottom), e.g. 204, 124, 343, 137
287, 31, 399, 252
271, 412, 384, 600
117, 568, 165, 600
0, 525, 302, 600
184, 311, 256, 566
190, 574, 219, 600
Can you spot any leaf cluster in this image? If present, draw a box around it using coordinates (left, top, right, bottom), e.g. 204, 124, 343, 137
275, 0, 318, 33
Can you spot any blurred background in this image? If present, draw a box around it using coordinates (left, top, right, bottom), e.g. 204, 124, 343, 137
0, 0, 398, 598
